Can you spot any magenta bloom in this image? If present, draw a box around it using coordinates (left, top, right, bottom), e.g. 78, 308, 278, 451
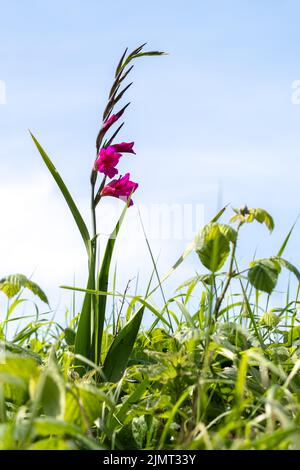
101, 114, 119, 132
113, 142, 135, 154
100, 173, 138, 206
95, 146, 122, 178
101, 105, 128, 133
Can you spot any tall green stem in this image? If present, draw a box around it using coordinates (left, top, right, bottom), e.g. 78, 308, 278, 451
90, 168, 98, 366
213, 221, 242, 318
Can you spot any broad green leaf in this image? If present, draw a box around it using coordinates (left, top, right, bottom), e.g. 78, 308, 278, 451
248, 258, 281, 294
32, 418, 103, 449
0, 274, 48, 304
64, 327, 76, 346
0, 353, 39, 384
30, 133, 90, 255
74, 267, 94, 371
218, 224, 237, 243
196, 223, 230, 272
0, 340, 42, 364
0, 353, 40, 404
31, 350, 65, 419
64, 383, 107, 430
284, 325, 300, 346
93, 202, 129, 366
230, 207, 274, 232
0, 423, 16, 450
251, 208, 274, 232
102, 308, 144, 382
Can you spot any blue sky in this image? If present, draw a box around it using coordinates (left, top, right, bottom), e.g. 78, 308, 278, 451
1, 0, 300, 323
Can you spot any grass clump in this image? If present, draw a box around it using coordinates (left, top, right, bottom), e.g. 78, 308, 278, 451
1, 206, 300, 450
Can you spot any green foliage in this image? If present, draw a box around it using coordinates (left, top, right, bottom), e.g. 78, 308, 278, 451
30, 133, 91, 255
248, 258, 281, 294
116, 43, 166, 76
11, 36, 298, 451
196, 223, 235, 272
9, 42, 300, 450
230, 206, 274, 232
260, 310, 280, 328
1, 258, 300, 449
36, 351, 65, 419
102, 309, 144, 382
0, 274, 48, 303
248, 257, 300, 294
64, 328, 76, 346
32, 45, 168, 379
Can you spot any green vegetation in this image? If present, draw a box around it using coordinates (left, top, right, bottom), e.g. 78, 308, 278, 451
1, 46, 300, 451
1, 205, 300, 450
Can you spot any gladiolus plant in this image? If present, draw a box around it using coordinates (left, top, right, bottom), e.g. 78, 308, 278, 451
30, 44, 165, 381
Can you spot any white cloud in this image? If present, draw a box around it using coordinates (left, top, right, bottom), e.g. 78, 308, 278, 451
0, 173, 88, 313
0, 173, 200, 323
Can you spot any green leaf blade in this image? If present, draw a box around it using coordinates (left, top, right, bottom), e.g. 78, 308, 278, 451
30, 133, 90, 254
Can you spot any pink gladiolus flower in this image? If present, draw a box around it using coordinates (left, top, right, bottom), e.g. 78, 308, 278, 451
113, 142, 135, 154
101, 114, 119, 132
95, 146, 122, 179
100, 173, 138, 206
101, 104, 128, 133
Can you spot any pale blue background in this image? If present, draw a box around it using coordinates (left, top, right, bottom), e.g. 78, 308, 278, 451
1, 0, 300, 325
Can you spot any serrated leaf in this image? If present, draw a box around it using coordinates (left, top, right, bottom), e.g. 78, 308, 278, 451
196, 223, 230, 272
248, 258, 281, 294
250, 208, 274, 232
0, 274, 48, 304
218, 224, 238, 243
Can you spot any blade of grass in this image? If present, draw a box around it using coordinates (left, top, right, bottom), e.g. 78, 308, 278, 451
92, 203, 129, 367
30, 133, 91, 256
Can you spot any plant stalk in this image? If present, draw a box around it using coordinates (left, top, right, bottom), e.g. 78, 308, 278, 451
213, 221, 242, 318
